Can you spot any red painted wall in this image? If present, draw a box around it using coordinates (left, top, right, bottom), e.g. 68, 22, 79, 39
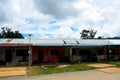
32, 46, 65, 63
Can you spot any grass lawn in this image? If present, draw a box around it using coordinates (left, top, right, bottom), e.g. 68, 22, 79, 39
106, 61, 120, 66
30, 63, 95, 75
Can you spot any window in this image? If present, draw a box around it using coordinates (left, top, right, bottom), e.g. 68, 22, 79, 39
51, 50, 59, 56
72, 49, 76, 55
16, 49, 28, 56
79, 50, 92, 55
98, 49, 103, 55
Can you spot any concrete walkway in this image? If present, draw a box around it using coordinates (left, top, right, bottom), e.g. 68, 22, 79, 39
0, 70, 120, 80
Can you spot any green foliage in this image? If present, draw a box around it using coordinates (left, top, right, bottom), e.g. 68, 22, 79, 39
97, 36, 104, 39
0, 27, 24, 38
30, 63, 95, 75
80, 29, 97, 39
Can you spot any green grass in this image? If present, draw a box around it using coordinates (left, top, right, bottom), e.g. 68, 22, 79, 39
106, 61, 120, 66
30, 63, 95, 75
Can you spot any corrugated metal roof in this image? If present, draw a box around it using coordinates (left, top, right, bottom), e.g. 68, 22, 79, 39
0, 39, 64, 44
0, 39, 120, 47
77, 39, 108, 45
109, 40, 120, 45
0, 43, 30, 47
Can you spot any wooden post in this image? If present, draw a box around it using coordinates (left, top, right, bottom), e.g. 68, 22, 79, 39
115, 47, 120, 60
70, 47, 72, 60
118, 47, 120, 57
103, 47, 107, 61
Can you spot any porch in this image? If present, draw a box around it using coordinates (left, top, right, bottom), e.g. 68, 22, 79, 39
0, 47, 29, 65
67, 46, 120, 63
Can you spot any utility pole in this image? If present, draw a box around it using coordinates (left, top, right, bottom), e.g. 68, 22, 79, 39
108, 39, 112, 61
28, 34, 32, 75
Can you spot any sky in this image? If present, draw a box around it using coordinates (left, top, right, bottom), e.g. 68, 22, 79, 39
0, 0, 120, 39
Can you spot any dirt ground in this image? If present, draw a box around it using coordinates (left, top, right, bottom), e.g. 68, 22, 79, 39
0, 63, 120, 77
97, 67, 120, 73
88, 63, 116, 68
1, 70, 120, 80
0, 67, 27, 77
88, 63, 120, 73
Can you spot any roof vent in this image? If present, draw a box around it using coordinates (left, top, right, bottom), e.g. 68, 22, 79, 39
76, 40, 79, 44
63, 40, 67, 44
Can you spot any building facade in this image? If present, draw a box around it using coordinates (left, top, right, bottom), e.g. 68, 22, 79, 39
0, 39, 120, 65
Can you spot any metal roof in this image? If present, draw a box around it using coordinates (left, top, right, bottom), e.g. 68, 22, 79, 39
0, 43, 30, 47
0, 39, 120, 47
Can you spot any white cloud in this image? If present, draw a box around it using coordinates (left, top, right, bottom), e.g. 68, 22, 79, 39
73, 1, 91, 9
0, 0, 120, 39
33, 0, 79, 19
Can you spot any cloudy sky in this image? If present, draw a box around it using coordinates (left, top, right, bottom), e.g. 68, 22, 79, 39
0, 0, 120, 39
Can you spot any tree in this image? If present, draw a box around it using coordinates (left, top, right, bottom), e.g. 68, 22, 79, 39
97, 36, 104, 39
80, 29, 97, 39
80, 29, 90, 39
0, 27, 24, 38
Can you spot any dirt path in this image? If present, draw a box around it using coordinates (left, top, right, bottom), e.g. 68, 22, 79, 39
0, 63, 120, 78
88, 63, 120, 73
0, 67, 27, 77
88, 63, 116, 68
1, 70, 120, 80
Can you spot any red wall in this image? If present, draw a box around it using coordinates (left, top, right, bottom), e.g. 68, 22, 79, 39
32, 46, 65, 63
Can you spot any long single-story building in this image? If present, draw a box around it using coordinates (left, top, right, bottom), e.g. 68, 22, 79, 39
0, 39, 120, 65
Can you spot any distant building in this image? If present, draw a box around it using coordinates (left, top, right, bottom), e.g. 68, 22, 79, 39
0, 39, 120, 65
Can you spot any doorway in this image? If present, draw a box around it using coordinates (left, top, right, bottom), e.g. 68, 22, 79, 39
79, 49, 97, 62
5, 49, 12, 62
38, 50, 44, 62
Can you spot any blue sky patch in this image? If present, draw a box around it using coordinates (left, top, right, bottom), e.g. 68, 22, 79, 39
70, 26, 78, 31
30, 27, 39, 30
45, 34, 54, 38
0, 39, 5, 43
48, 20, 57, 24
22, 33, 35, 38
25, 18, 37, 24
50, 26, 61, 30
42, 25, 61, 31
22, 34, 30, 38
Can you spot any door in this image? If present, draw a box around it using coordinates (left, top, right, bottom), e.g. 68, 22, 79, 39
38, 50, 44, 62
5, 49, 12, 62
